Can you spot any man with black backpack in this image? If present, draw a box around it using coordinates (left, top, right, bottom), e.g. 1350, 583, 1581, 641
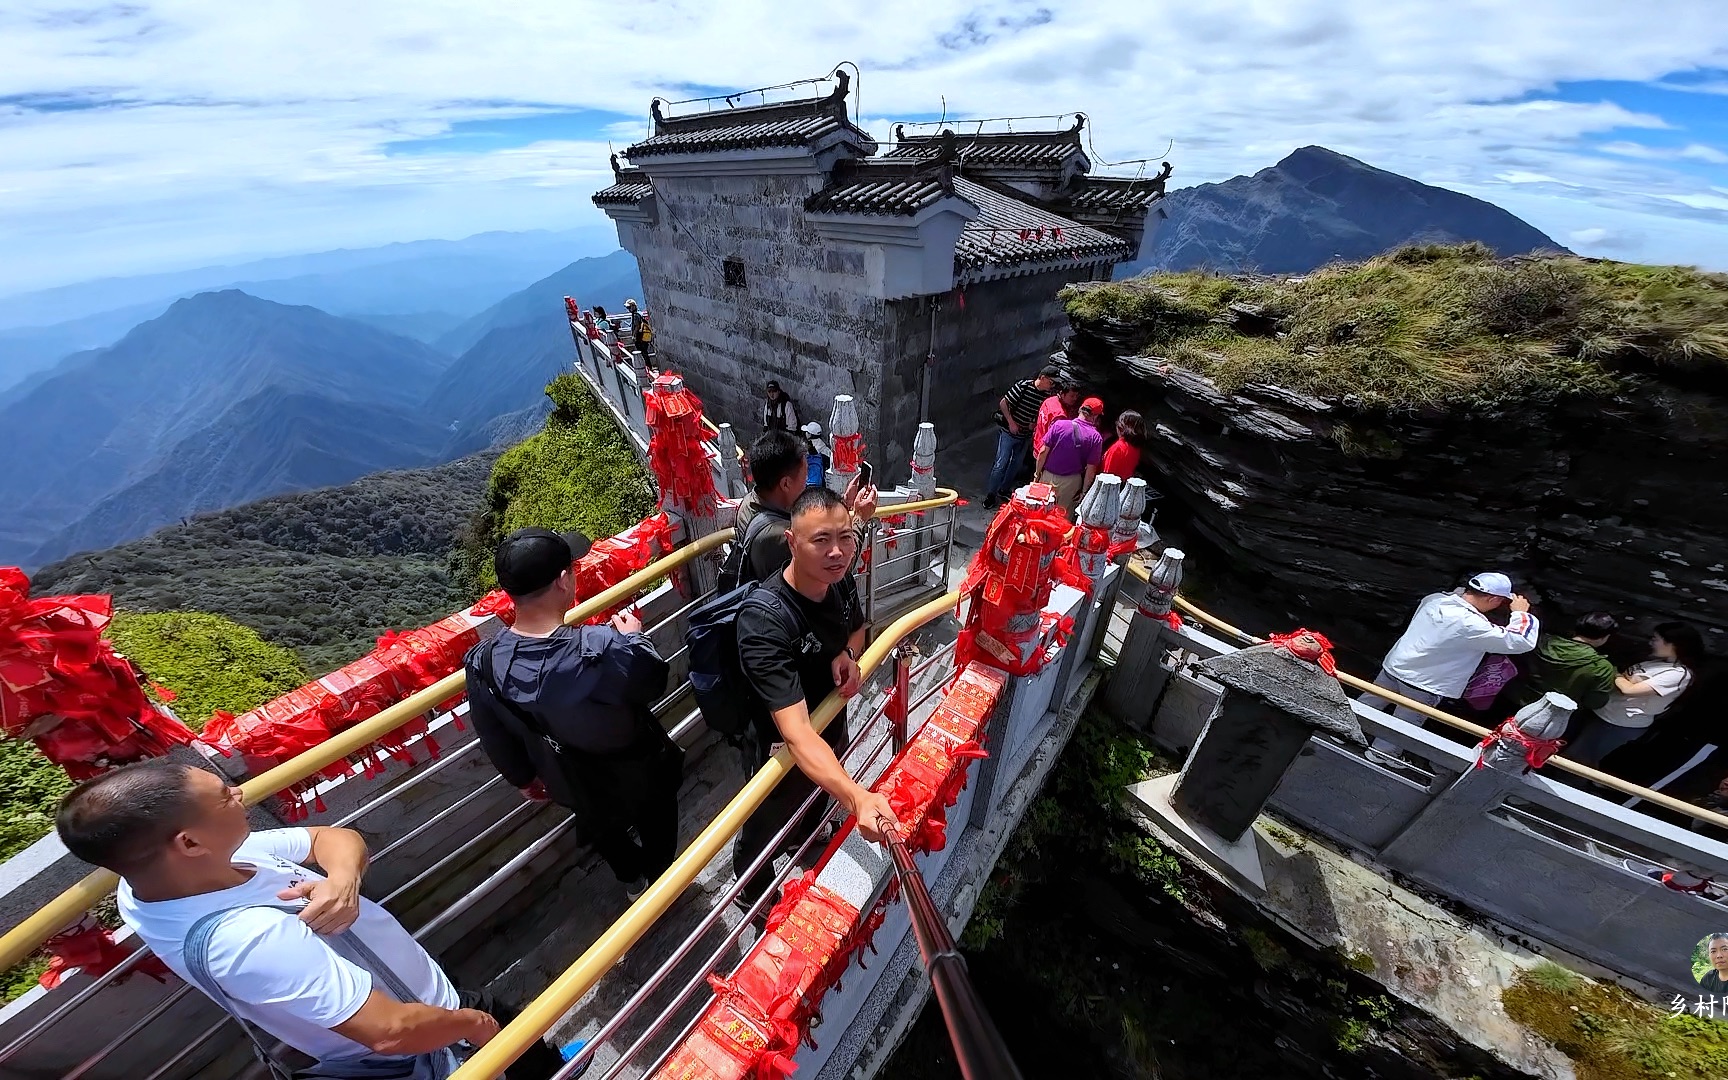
730, 486, 901, 905
465, 528, 683, 902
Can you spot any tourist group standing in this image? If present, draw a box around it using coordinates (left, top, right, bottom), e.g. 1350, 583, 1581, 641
1361, 572, 1703, 777
985, 366, 1147, 511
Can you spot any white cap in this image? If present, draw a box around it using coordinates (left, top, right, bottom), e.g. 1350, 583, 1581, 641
1467, 572, 1514, 599
801, 421, 822, 435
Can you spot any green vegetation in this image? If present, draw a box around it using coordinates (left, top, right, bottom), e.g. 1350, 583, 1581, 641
456, 374, 656, 593
0, 738, 73, 864
106, 611, 308, 729
32, 454, 498, 673
1503, 962, 1728, 1079
1063, 244, 1728, 412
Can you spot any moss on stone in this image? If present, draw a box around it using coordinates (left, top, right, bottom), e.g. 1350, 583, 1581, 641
1063, 245, 1728, 411
1502, 964, 1728, 1079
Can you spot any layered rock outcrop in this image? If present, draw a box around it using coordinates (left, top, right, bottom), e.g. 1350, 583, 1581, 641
1062, 314, 1728, 685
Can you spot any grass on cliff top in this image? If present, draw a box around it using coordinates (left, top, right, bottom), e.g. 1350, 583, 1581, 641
1066, 243, 1728, 410
1503, 962, 1728, 1080
455, 373, 657, 593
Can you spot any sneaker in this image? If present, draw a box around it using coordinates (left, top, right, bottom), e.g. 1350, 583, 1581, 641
624, 877, 648, 901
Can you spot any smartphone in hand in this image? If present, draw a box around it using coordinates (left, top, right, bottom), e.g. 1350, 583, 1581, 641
857, 460, 873, 489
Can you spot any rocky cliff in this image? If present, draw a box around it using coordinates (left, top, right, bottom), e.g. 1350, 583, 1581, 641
1062, 247, 1726, 731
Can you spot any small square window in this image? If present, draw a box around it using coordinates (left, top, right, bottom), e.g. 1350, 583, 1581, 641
723, 257, 747, 288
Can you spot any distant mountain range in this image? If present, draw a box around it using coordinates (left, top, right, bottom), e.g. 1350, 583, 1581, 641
0, 249, 642, 568
0, 228, 615, 393
1125, 146, 1566, 276
425, 250, 643, 455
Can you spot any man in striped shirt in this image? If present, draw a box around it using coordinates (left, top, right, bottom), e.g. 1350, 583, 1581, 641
984, 365, 1060, 506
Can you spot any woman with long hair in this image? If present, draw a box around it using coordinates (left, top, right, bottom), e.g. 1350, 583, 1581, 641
1102, 409, 1146, 479
1565, 621, 1703, 768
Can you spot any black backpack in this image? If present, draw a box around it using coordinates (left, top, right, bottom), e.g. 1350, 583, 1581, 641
716, 509, 787, 595
684, 583, 804, 742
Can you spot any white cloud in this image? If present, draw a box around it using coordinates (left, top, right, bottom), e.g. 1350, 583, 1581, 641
1, 0, 1728, 291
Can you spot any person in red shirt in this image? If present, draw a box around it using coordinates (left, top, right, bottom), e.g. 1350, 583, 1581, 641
1102, 409, 1146, 479
1033, 384, 1081, 452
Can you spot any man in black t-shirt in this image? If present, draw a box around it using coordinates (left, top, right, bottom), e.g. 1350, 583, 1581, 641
733, 487, 901, 904
984, 364, 1059, 507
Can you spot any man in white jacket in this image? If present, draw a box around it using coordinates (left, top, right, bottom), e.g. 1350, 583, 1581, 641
1364, 572, 1539, 759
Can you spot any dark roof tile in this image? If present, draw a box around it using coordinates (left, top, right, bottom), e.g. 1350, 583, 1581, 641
627, 78, 872, 159
592, 167, 655, 206
952, 177, 1131, 273
804, 161, 955, 216
886, 124, 1086, 171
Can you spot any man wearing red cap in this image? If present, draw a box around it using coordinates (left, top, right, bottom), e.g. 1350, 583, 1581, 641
1034, 396, 1105, 511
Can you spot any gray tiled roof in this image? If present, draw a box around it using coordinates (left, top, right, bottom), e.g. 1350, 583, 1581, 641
804, 161, 955, 216
627, 86, 872, 159
1063, 176, 1164, 214
592, 167, 655, 206
951, 177, 1131, 272
886, 126, 1086, 171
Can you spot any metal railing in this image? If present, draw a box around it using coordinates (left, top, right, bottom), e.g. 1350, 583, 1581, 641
451, 590, 963, 1079
1122, 562, 1728, 833
0, 489, 961, 1076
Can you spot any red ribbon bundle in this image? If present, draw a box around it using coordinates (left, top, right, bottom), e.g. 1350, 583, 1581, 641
0, 568, 196, 781
1266, 629, 1338, 676
645, 375, 720, 517
1474, 718, 1566, 772
831, 433, 864, 474
39, 923, 170, 990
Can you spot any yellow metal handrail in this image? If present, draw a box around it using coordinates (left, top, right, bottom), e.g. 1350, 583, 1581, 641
1123, 562, 1728, 833
0, 531, 732, 973
0, 491, 960, 976
451, 589, 962, 1079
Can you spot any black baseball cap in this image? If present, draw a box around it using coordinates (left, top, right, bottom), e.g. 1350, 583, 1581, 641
494, 527, 593, 597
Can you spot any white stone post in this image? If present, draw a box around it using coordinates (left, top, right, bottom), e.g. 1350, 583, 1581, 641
1074, 474, 1122, 592
827, 394, 862, 496
714, 423, 743, 499
909, 422, 937, 500
1102, 547, 1187, 727
1087, 475, 1150, 659
1380, 693, 1577, 871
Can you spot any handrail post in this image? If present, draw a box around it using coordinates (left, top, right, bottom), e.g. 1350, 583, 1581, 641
890, 641, 915, 752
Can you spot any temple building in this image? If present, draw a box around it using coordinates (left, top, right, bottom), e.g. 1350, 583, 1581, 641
593, 68, 1165, 474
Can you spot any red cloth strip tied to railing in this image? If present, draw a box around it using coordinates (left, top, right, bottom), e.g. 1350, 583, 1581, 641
40, 921, 170, 990
1473, 717, 1566, 773
652, 664, 1005, 1080
0, 567, 197, 782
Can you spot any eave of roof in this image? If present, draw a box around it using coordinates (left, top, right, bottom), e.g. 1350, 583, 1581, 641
951, 176, 1131, 273
592, 167, 655, 206
803, 161, 955, 217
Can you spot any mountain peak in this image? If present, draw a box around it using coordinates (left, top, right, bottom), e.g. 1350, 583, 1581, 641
1126, 146, 1565, 276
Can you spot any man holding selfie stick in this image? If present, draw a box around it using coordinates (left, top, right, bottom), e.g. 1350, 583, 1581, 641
464, 528, 683, 901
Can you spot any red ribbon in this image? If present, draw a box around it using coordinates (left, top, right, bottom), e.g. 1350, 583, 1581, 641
40, 924, 170, 990
645, 375, 720, 517
1474, 717, 1566, 772
1266, 628, 1338, 676
831, 433, 864, 474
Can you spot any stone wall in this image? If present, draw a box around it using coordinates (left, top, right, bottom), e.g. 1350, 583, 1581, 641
876, 266, 1104, 482
627, 173, 888, 449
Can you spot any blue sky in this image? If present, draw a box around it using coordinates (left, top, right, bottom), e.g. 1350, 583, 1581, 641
1, 1, 1726, 295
